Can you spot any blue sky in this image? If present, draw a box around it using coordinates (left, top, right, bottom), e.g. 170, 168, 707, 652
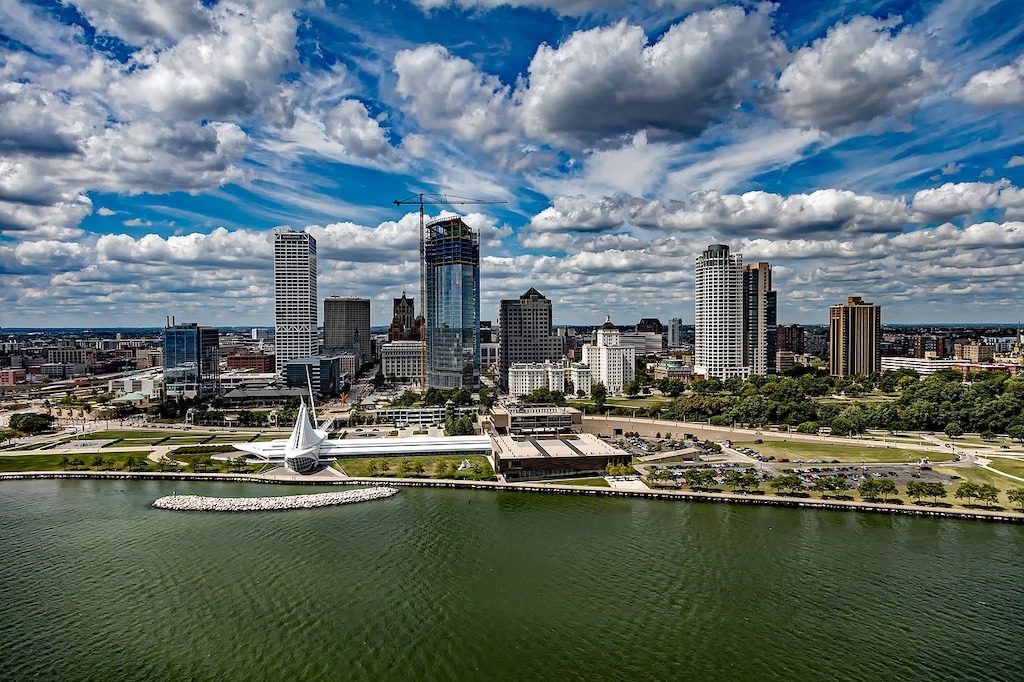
1, 0, 1023, 328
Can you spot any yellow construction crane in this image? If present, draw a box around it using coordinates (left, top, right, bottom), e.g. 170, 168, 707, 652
392, 193, 507, 395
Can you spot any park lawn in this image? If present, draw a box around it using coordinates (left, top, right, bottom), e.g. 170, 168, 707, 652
251, 433, 288, 442
334, 454, 494, 479
934, 466, 1019, 506
0, 451, 154, 472
985, 458, 1024, 480
732, 440, 951, 463
548, 477, 610, 487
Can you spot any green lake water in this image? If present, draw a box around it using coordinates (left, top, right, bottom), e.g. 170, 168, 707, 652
1, 479, 1021, 680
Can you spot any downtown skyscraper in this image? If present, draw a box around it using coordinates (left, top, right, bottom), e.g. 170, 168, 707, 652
498, 287, 562, 390
273, 228, 318, 377
324, 296, 370, 365
424, 215, 480, 390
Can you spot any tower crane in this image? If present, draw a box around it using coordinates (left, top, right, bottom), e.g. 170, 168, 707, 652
392, 193, 507, 395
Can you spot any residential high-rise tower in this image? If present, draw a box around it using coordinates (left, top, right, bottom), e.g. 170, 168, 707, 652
694, 244, 748, 380
743, 262, 777, 376
273, 228, 317, 377
424, 215, 480, 390
829, 296, 881, 377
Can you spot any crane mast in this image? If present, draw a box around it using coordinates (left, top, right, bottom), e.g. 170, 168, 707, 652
391, 193, 507, 395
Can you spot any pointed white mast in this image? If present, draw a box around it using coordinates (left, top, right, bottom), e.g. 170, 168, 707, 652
304, 364, 318, 429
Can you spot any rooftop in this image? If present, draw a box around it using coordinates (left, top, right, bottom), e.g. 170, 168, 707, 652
492, 433, 623, 460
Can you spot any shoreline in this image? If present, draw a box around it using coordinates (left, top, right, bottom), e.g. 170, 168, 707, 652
3, 470, 1022, 523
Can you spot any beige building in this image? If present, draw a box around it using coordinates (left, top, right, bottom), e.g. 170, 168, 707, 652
829, 296, 881, 377
953, 342, 994, 363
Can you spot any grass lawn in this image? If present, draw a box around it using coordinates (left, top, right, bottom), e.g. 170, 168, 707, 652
934, 465, 1022, 505
0, 451, 154, 472
548, 477, 610, 487
732, 440, 951, 463
985, 458, 1024, 480
334, 454, 495, 480
102, 438, 162, 448
69, 429, 193, 440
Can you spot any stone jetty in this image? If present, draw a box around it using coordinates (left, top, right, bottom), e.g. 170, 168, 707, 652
153, 486, 398, 512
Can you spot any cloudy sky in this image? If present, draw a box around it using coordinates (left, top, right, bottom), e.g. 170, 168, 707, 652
1, 0, 1023, 328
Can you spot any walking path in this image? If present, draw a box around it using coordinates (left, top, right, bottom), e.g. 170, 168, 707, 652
2, 470, 1021, 523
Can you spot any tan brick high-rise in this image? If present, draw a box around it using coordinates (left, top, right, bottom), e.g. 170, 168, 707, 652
829, 296, 881, 377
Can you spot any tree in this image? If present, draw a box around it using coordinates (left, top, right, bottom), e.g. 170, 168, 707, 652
943, 422, 964, 440
977, 483, 1000, 507
955, 481, 979, 506
906, 480, 925, 503
91, 455, 106, 469
858, 478, 879, 500
770, 474, 802, 495
925, 481, 947, 504
623, 379, 642, 398
1008, 425, 1024, 444
1007, 488, 1024, 512
686, 469, 714, 490
58, 455, 70, 470
372, 369, 386, 388
875, 478, 897, 501
9, 413, 55, 435
591, 382, 607, 411
980, 430, 997, 441
0, 428, 21, 446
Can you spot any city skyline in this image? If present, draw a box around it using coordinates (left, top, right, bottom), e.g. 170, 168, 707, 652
1, 0, 1023, 327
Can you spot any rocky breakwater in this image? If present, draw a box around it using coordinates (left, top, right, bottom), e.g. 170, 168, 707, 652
153, 487, 398, 512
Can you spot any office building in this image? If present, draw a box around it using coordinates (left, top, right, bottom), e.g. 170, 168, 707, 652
381, 340, 423, 384
163, 321, 219, 399
487, 404, 583, 436
284, 355, 344, 397
324, 296, 371, 365
829, 296, 881, 377
274, 228, 317, 376
498, 288, 562, 390
668, 318, 684, 348
424, 215, 480, 390
582, 316, 635, 394
694, 244, 748, 379
743, 262, 777, 376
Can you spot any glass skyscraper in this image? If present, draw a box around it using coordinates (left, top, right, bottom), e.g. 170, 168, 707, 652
424, 215, 480, 390
163, 321, 219, 399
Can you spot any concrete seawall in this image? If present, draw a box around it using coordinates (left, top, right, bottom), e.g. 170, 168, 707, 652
2, 471, 1022, 524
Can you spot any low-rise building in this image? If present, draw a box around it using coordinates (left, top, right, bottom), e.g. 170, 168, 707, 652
488, 404, 582, 435
880, 357, 967, 376
953, 342, 995, 363
652, 358, 693, 380
371, 405, 478, 427
0, 368, 27, 386
227, 352, 276, 372
491, 433, 631, 481
218, 370, 278, 391
108, 371, 163, 399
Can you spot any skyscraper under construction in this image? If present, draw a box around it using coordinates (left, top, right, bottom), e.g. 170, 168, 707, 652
424, 215, 480, 389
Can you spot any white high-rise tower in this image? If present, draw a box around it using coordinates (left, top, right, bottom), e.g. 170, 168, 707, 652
694, 244, 748, 380
274, 228, 318, 376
